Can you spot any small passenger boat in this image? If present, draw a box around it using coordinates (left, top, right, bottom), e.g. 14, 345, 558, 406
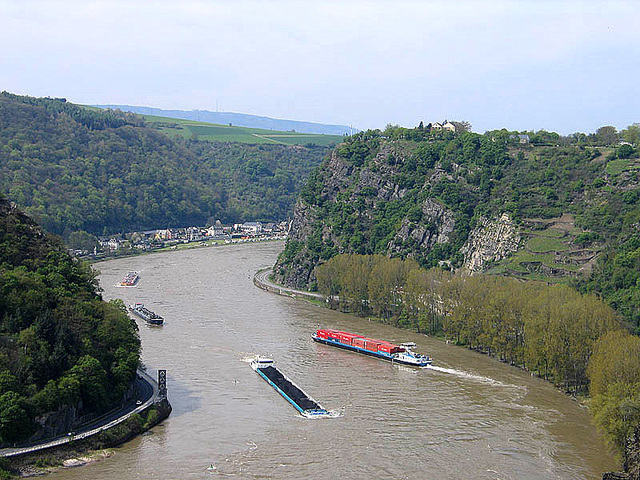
120, 271, 139, 286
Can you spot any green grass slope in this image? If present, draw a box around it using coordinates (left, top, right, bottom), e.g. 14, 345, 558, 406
134, 113, 343, 146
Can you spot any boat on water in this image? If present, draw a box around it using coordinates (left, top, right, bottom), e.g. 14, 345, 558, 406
312, 329, 432, 367
128, 303, 164, 325
250, 357, 332, 418
120, 271, 139, 286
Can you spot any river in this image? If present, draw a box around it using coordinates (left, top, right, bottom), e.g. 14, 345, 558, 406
49, 242, 617, 479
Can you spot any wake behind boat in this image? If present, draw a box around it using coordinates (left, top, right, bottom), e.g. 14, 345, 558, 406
312, 329, 432, 367
128, 303, 164, 325
250, 357, 333, 418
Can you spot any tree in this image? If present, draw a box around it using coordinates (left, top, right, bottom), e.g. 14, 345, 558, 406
451, 121, 472, 133
595, 126, 619, 146
0, 392, 31, 442
617, 144, 634, 159
69, 355, 108, 410
588, 330, 640, 398
67, 230, 98, 252
590, 381, 640, 459
621, 123, 640, 146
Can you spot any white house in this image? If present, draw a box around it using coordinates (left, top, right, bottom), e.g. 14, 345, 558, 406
442, 121, 456, 132
207, 224, 225, 237
241, 222, 263, 234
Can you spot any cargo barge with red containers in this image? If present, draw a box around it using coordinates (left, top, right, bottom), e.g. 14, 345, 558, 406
250, 357, 333, 418
312, 329, 432, 367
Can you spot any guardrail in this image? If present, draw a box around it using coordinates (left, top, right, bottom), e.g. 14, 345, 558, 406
0, 368, 159, 458
253, 268, 325, 303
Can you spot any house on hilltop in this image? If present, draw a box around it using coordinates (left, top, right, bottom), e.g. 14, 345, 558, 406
442, 121, 456, 132
428, 121, 456, 133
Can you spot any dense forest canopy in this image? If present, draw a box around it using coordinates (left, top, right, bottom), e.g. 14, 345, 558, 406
184, 140, 329, 221
0, 196, 140, 444
0, 92, 328, 238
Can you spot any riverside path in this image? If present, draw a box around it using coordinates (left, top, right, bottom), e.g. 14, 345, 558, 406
253, 268, 325, 302
0, 368, 160, 458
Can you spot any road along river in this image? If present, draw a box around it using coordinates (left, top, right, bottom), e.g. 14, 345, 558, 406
49, 242, 617, 479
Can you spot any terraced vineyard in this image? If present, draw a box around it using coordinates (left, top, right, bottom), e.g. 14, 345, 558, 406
488, 214, 601, 280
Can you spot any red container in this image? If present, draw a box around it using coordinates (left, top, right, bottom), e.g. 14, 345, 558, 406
353, 338, 366, 348
364, 341, 379, 352
378, 342, 402, 353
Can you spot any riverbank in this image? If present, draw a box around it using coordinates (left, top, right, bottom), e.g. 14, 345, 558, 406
253, 268, 325, 304
0, 366, 171, 478
87, 237, 286, 264
252, 268, 632, 479
2, 399, 171, 478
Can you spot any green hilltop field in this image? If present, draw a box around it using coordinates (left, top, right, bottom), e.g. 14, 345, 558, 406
139, 113, 344, 146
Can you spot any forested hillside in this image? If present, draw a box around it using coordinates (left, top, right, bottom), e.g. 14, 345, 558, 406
278, 124, 640, 462
0, 195, 140, 444
0, 92, 328, 237
184, 141, 329, 221
274, 124, 640, 330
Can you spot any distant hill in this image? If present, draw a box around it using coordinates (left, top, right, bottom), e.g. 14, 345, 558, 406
136, 113, 343, 147
0, 92, 329, 236
96, 104, 355, 136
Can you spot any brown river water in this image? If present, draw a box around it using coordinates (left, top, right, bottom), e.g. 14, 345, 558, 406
49, 242, 617, 479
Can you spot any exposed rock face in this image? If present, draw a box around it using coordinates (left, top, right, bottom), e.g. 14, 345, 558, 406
273, 143, 465, 289
460, 213, 521, 272
273, 199, 321, 289
388, 198, 455, 254
30, 403, 82, 441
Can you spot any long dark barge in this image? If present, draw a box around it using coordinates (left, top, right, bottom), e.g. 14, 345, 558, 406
250, 357, 332, 418
128, 303, 164, 325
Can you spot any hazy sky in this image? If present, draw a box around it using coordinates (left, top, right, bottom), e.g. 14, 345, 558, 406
2, 0, 638, 134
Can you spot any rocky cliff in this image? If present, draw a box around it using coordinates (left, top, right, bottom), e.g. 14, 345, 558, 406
388, 198, 456, 256
273, 127, 622, 291
273, 134, 495, 288
461, 213, 521, 272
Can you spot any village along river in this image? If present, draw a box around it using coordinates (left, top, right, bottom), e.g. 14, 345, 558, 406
49, 242, 617, 479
